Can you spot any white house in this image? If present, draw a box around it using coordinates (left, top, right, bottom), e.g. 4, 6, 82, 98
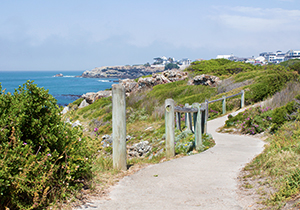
285, 50, 300, 61
216, 55, 233, 59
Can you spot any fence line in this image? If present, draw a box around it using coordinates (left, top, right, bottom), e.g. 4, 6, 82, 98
165, 90, 245, 157
110, 85, 246, 169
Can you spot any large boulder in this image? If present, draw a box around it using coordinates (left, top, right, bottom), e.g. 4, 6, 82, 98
188, 74, 221, 87
81, 90, 112, 104
127, 141, 152, 158
78, 99, 89, 108
119, 70, 188, 94
119, 79, 138, 93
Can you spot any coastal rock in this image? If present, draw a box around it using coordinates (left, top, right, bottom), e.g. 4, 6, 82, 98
127, 141, 152, 158
120, 79, 138, 93
81, 65, 164, 79
61, 106, 69, 114
81, 90, 112, 104
101, 135, 113, 147
101, 135, 132, 147
120, 70, 188, 94
188, 74, 221, 87
54, 73, 63, 77
79, 69, 188, 103
79, 99, 89, 108
72, 120, 82, 127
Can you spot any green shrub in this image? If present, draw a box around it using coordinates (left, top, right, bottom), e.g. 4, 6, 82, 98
245, 121, 300, 208
186, 59, 255, 76
224, 106, 273, 135
71, 97, 84, 106
0, 81, 95, 209
246, 67, 298, 103
271, 101, 297, 132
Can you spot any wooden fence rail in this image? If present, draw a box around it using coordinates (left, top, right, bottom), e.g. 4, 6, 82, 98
165, 90, 245, 157
111, 84, 246, 170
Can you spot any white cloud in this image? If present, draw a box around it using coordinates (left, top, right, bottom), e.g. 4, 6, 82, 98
213, 6, 300, 32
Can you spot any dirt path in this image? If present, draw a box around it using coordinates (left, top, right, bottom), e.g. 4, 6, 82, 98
75, 112, 265, 210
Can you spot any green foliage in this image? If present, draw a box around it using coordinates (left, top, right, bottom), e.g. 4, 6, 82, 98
186, 59, 255, 76
127, 108, 149, 123
77, 97, 111, 116
271, 101, 297, 132
0, 81, 95, 209
245, 121, 300, 208
71, 97, 84, 106
224, 106, 273, 135
246, 66, 298, 103
174, 130, 214, 154
164, 63, 179, 70
175, 130, 194, 154
147, 79, 217, 106
280, 58, 300, 68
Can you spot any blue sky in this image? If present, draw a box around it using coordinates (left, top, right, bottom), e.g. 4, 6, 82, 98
0, 0, 299, 71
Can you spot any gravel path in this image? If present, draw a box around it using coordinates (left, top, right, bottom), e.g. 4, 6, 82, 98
75, 112, 265, 210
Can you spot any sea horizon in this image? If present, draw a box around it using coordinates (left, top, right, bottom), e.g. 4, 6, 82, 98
0, 70, 118, 106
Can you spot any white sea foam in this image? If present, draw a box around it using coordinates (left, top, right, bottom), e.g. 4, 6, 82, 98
63, 75, 75, 78
98, 80, 111, 83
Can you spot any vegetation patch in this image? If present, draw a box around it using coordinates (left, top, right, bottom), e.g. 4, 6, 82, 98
0, 82, 97, 210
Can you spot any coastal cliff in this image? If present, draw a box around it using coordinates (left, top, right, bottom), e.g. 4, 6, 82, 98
80, 65, 165, 79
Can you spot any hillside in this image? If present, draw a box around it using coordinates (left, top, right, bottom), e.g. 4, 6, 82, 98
3, 58, 300, 209
66, 59, 300, 209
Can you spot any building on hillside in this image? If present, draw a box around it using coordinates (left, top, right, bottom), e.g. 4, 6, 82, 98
284, 50, 300, 61
151, 56, 191, 68
179, 58, 192, 65
216, 55, 232, 59
216, 54, 249, 62
259, 50, 300, 63
255, 56, 267, 64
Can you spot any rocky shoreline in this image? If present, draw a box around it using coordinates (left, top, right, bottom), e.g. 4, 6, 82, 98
80, 65, 165, 79
77, 70, 221, 108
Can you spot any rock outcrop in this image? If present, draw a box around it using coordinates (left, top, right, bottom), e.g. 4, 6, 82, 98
120, 70, 188, 94
81, 90, 112, 104
127, 141, 152, 158
188, 74, 221, 87
81, 65, 165, 79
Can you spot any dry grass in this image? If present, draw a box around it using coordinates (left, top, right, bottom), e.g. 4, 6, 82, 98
217, 77, 253, 94
264, 82, 300, 109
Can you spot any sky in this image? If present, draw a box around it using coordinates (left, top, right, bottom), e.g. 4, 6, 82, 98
0, 0, 300, 71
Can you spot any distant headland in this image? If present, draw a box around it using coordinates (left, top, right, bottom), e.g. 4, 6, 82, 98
79, 56, 192, 79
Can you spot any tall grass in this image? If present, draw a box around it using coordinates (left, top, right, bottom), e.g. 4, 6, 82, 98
264, 82, 300, 109
245, 121, 300, 208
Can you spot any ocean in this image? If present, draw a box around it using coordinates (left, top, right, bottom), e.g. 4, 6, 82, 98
0, 71, 119, 106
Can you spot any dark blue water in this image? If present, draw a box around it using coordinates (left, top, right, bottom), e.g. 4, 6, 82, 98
0, 71, 118, 106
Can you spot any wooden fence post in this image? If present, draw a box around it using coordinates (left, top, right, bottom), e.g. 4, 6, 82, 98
184, 103, 189, 129
222, 95, 226, 114
112, 84, 127, 171
165, 99, 175, 158
176, 112, 181, 131
241, 90, 245, 108
185, 103, 193, 132
193, 103, 202, 150
204, 99, 209, 133
201, 103, 206, 134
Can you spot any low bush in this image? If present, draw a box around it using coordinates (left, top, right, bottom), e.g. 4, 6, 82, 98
0, 81, 95, 209
246, 67, 298, 103
271, 101, 298, 132
225, 106, 273, 135
174, 130, 214, 154
245, 121, 300, 208
186, 59, 255, 76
